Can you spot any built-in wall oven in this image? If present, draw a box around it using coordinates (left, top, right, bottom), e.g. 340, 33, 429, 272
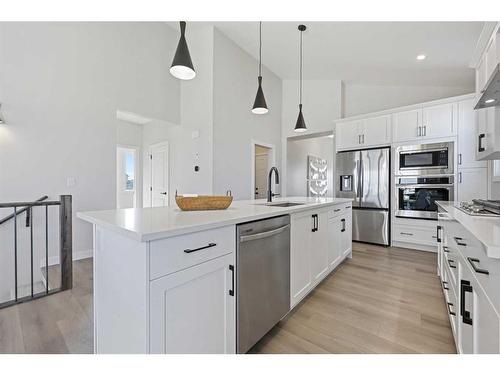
396, 142, 454, 176
396, 176, 454, 220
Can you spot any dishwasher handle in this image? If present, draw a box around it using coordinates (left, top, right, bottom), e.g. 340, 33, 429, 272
239, 224, 290, 243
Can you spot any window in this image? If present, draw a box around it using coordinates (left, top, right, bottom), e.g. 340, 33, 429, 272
124, 151, 135, 191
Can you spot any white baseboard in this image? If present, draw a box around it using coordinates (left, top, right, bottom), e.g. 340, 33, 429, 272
39, 249, 93, 268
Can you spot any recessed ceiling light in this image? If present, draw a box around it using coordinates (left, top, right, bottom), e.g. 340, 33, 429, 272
327, 134, 334, 138
416, 54, 426, 61
485, 99, 496, 104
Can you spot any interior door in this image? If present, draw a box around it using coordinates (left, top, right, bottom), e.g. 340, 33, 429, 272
336, 151, 360, 207
254, 153, 268, 199
360, 148, 389, 209
150, 142, 169, 207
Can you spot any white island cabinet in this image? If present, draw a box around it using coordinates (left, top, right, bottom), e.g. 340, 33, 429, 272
78, 197, 352, 354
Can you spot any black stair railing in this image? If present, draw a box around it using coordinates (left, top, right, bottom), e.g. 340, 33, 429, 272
0, 195, 72, 309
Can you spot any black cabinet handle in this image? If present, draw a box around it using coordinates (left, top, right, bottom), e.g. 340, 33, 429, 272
467, 257, 489, 275
442, 281, 449, 290
478, 133, 485, 152
453, 237, 466, 246
436, 225, 442, 243
447, 302, 456, 316
312, 214, 317, 232
184, 242, 217, 253
443, 246, 450, 253
229, 265, 235, 296
447, 259, 457, 269
460, 280, 473, 325
334, 208, 341, 212
341, 218, 346, 232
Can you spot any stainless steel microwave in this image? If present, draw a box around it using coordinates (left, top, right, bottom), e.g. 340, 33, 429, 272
395, 142, 454, 176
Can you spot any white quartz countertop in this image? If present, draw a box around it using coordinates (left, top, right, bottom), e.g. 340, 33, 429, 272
437, 201, 500, 258
77, 197, 353, 242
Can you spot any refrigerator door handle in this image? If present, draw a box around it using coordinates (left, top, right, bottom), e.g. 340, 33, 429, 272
358, 159, 363, 203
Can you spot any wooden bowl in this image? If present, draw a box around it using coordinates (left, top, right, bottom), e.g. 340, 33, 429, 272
175, 195, 233, 211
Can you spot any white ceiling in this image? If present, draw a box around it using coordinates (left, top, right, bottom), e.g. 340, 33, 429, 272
213, 22, 484, 88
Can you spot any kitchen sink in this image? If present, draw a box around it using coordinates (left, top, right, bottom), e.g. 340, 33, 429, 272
265, 202, 305, 207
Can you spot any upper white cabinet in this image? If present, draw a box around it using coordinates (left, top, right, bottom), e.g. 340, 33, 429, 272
392, 104, 456, 143
336, 115, 391, 151
476, 106, 500, 160
477, 28, 499, 93
457, 99, 487, 168
457, 168, 488, 202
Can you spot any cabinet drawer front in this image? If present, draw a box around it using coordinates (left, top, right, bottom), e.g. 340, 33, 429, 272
393, 224, 437, 246
150, 226, 235, 280
328, 204, 352, 218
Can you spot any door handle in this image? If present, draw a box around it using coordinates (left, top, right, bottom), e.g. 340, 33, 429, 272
436, 225, 442, 243
467, 257, 489, 275
460, 280, 473, 325
311, 215, 317, 232
229, 265, 235, 296
478, 133, 485, 152
341, 218, 346, 232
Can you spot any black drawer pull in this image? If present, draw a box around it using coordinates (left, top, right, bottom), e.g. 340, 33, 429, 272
447, 302, 456, 316
229, 265, 235, 296
334, 208, 341, 212
442, 281, 449, 290
460, 280, 473, 325
453, 237, 466, 246
400, 232, 413, 236
443, 246, 450, 253
467, 257, 489, 275
447, 259, 457, 269
341, 218, 346, 232
184, 242, 217, 253
436, 225, 442, 243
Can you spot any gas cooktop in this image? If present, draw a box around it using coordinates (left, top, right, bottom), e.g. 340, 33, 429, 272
458, 200, 500, 217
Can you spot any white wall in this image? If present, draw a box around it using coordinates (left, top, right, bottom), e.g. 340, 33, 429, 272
212, 28, 283, 200
0, 22, 181, 276
286, 136, 335, 198
343, 83, 472, 117
282, 80, 343, 138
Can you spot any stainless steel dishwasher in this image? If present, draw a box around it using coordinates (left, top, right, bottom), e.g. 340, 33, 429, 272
236, 215, 290, 353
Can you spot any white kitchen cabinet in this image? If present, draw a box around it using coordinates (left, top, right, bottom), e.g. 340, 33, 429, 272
340, 212, 352, 257
149, 253, 235, 354
392, 108, 421, 142
392, 104, 455, 142
290, 212, 314, 306
336, 115, 391, 151
336, 120, 363, 150
457, 99, 487, 168
476, 106, 500, 160
327, 216, 342, 269
422, 103, 456, 139
310, 211, 329, 284
457, 168, 488, 202
458, 260, 500, 354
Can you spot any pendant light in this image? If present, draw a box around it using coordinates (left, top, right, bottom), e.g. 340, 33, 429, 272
294, 24, 307, 133
170, 21, 196, 80
252, 22, 268, 114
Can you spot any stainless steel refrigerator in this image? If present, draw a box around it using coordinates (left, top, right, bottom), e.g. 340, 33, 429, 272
336, 147, 390, 246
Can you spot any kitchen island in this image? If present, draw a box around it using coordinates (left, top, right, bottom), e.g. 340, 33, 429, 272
78, 197, 353, 354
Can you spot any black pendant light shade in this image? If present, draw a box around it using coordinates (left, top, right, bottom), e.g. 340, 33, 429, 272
294, 24, 307, 132
252, 22, 268, 114
252, 76, 268, 114
170, 21, 196, 80
295, 104, 307, 132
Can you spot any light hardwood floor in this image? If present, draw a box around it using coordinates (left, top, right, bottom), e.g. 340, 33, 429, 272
0, 243, 455, 354
250, 243, 456, 354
